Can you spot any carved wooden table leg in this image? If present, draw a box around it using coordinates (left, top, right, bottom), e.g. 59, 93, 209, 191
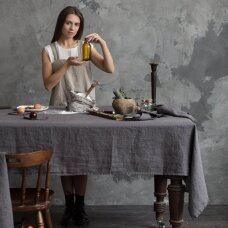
167, 177, 185, 228
154, 175, 168, 222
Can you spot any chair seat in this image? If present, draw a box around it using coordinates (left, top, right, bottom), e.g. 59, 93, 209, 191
11, 188, 54, 212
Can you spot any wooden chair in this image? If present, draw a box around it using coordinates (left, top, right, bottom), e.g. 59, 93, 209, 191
6, 148, 54, 228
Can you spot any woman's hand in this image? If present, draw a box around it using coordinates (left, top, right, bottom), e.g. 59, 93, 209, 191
85, 33, 105, 45
66, 57, 85, 66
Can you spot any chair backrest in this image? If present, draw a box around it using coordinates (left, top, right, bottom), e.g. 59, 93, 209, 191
6, 147, 53, 206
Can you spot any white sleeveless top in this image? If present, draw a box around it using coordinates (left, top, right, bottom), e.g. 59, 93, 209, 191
44, 41, 81, 63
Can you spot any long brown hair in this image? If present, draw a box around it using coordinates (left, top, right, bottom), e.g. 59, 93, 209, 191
51, 6, 84, 43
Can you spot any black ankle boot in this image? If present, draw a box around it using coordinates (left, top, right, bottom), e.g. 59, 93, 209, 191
61, 193, 75, 226
73, 194, 90, 226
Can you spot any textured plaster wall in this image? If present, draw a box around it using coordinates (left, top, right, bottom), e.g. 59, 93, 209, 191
1, 0, 228, 205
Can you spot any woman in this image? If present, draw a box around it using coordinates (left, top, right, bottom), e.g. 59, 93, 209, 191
42, 6, 114, 226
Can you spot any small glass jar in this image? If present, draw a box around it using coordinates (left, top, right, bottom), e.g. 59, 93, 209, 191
140, 98, 153, 111
82, 39, 91, 61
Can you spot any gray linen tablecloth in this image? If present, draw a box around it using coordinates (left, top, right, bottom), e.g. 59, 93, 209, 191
0, 152, 14, 228
0, 108, 208, 218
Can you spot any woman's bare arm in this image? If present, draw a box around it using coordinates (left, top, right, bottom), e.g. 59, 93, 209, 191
42, 49, 85, 91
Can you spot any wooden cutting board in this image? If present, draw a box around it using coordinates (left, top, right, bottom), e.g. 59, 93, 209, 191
88, 110, 124, 121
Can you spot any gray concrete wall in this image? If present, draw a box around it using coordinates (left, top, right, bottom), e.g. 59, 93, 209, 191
1, 0, 228, 205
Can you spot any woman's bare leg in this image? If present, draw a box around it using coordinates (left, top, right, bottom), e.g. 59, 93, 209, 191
61, 176, 74, 194
73, 175, 88, 195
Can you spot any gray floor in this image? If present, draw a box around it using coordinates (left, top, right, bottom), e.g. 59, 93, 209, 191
14, 205, 228, 228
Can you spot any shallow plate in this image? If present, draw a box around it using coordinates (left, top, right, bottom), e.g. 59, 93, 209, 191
17, 105, 49, 112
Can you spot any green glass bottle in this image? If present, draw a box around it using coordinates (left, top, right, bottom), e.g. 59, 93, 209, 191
82, 39, 91, 61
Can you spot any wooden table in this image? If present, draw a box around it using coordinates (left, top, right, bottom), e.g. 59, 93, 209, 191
0, 108, 208, 227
